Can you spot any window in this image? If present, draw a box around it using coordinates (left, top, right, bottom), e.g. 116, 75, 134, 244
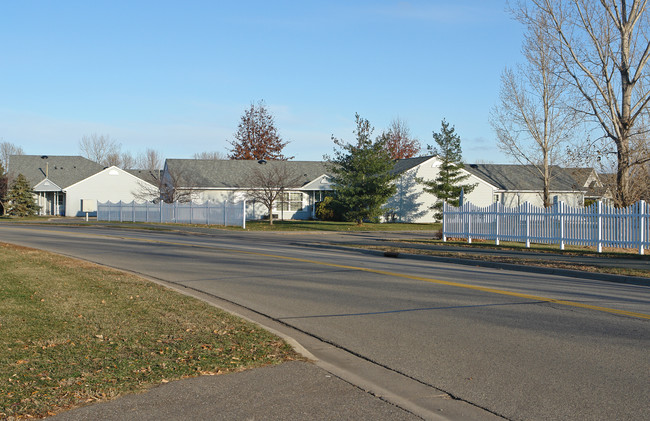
275, 192, 304, 212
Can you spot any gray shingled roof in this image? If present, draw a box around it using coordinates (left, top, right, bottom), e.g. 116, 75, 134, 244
164, 159, 331, 188
391, 155, 435, 174
464, 164, 585, 191
8, 155, 104, 189
126, 169, 162, 187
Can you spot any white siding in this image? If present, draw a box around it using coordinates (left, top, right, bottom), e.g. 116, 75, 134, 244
500, 191, 584, 208
64, 167, 157, 217
386, 158, 496, 223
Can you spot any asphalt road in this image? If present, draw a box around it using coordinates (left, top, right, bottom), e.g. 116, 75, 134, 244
1, 224, 649, 421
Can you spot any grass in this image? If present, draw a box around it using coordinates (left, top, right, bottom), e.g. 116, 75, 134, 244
0, 243, 299, 419
1, 216, 441, 233
236, 220, 440, 232
400, 238, 650, 258
351, 240, 650, 278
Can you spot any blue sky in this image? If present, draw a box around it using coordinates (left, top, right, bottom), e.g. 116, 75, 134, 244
1, 1, 524, 164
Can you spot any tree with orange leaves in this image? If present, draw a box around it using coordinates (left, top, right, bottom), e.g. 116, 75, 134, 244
228, 101, 292, 160
381, 118, 421, 160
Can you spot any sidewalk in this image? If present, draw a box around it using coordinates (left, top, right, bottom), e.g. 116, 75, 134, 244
49, 362, 421, 421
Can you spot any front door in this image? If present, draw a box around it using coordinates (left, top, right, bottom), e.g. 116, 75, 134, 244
57, 193, 65, 216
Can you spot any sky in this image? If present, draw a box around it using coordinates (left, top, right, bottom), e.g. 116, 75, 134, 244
0, 1, 525, 164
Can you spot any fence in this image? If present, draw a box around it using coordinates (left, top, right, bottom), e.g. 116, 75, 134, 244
442, 200, 649, 254
97, 200, 247, 228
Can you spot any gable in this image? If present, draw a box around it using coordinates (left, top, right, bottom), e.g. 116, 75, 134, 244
65, 166, 158, 191
33, 178, 62, 192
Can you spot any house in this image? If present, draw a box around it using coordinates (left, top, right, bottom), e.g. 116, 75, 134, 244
463, 164, 587, 207
565, 167, 612, 205
162, 156, 496, 223
383, 156, 495, 222
161, 159, 331, 220
8, 155, 159, 216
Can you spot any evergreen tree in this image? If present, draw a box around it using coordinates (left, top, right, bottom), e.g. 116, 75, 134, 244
228, 101, 292, 160
5, 174, 39, 217
326, 114, 398, 225
421, 120, 476, 220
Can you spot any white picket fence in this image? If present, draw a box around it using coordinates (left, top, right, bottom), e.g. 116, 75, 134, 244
442, 200, 649, 254
97, 200, 247, 228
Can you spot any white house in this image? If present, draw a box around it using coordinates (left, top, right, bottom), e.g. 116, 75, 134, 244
384, 156, 495, 223
8, 155, 159, 217
463, 164, 588, 208
161, 159, 331, 220
63, 166, 159, 216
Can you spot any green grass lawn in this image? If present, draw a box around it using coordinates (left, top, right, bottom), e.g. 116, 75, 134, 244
0, 243, 299, 419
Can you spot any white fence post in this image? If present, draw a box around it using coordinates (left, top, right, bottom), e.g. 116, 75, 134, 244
242, 200, 246, 229
525, 202, 530, 248
442, 202, 447, 242
596, 201, 603, 253
494, 203, 500, 246
639, 200, 646, 255
466, 204, 472, 244
558, 201, 565, 251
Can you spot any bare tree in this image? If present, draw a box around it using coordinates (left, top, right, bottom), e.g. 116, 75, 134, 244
136, 148, 163, 170
381, 118, 421, 160
0, 141, 24, 170
491, 9, 578, 207
79, 133, 121, 166
160, 166, 199, 203
119, 152, 137, 169
193, 151, 227, 160
521, 0, 650, 206
228, 101, 292, 160
244, 164, 302, 225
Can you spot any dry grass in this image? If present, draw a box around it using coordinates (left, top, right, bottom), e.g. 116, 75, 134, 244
0, 243, 299, 419
356, 244, 650, 278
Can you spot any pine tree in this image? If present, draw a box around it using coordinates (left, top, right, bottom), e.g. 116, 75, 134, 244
326, 114, 398, 225
228, 101, 292, 160
421, 120, 476, 220
5, 174, 39, 217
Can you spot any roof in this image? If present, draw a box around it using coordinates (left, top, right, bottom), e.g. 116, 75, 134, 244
126, 169, 162, 186
464, 164, 585, 191
163, 159, 331, 189
564, 167, 595, 187
391, 155, 436, 174
8, 155, 104, 189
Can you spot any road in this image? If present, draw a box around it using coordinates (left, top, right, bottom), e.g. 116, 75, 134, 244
1, 224, 649, 421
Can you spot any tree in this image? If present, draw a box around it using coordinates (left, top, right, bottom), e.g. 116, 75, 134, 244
160, 167, 197, 203
522, 0, 650, 206
79, 133, 121, 166
5, 174, 39, 217
0, 161, 8, 215
244, 163, 302, 225
0, 141, 24, 170
490, 9, 578, 207
136, 148, 163, 170
228, 101, 292, 160
326, 114, 398, 225
382, 118, 421, 159
421, 120, 476, 220
193, 151, 227, 160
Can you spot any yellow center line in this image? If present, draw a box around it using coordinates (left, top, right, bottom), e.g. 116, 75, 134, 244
6, 226, 650, 320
